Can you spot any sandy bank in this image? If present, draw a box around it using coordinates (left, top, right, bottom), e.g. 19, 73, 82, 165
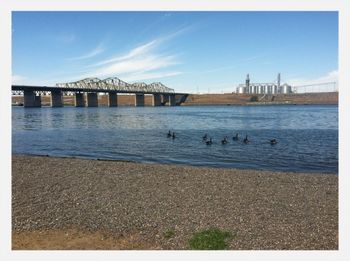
12, 155, 338, 250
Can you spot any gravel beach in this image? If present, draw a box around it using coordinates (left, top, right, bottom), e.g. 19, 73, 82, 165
12, 155, 338, 250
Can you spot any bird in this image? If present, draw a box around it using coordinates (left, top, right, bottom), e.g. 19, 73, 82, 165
202, 133, 208, 141
172, 132, 176, 139
167, 130, 172, 138
232, 133, 239, 141
221, 136, 229, 145
270, 139, 278, 145
243, 135, 250, 144
206, 138, 213, 145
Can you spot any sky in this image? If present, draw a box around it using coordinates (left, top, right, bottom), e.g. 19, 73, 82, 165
12, 11, 338, 93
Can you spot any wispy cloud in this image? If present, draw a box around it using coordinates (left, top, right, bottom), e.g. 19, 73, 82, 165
121, 71, 182, 82
88, 40, 158, 68
87, 54, 179, 78
88, 26, 191, 69
67, 42, 104, 61
287, 70, 338, 86
286, 70, 338, 92
56, 32, 76, 44
75, 27, 190, 81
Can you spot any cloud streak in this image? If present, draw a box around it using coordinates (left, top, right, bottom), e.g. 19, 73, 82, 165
89, 54, 179, 77
121, 71, 182, 82
56, 32, 76, 44
286, 70, 338, 92
67, 42, 104, 61
76, 27, 190, 81
287, 70, 338, 86
88, 40, 158, 68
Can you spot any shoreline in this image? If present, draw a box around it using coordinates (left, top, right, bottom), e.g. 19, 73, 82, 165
12, 102, 339, 107
12, 153, 338, 175
12, 155, 338, 250
12, 92, 338, 107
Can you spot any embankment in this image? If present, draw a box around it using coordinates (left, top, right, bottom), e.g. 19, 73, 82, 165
12, 92, 338, 106
182, 92, 338, 106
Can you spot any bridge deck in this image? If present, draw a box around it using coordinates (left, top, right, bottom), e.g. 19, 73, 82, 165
12, 85, 189, 107
12, 85, 187, 96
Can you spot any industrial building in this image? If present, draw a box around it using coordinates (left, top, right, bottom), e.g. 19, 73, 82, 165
236, 73, 292, 94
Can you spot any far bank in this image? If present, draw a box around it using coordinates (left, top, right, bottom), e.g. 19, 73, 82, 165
12, 92, 338, 107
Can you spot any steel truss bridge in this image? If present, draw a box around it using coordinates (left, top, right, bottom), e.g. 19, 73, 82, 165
56, 77, 176, 94
12, 77, 178, 95
12, 77, 188, 107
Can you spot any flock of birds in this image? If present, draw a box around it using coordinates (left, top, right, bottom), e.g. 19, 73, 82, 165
167, 130, 278, 145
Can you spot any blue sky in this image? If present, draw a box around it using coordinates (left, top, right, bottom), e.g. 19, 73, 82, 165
12, 11, 338, 93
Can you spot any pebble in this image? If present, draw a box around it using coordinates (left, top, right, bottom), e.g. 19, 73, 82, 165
12, 155, 338, 250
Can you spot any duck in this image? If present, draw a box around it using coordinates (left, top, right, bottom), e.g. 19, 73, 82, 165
202, 133, 208, 141
232, 133, 239, 141
167, 130, 172, 138
221, 136, 229, 145
172, 132, 176, 139
270, 139, 278, 145
243, 135, 250, 144
206, 138, 213, 145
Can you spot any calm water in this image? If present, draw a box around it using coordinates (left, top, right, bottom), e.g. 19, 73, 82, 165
12, 105, 338, 174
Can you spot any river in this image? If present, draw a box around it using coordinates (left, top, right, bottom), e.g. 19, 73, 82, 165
12, 105, 338, 174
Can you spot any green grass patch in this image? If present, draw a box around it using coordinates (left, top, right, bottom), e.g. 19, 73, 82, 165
163, 229, 175, 239
188, 228, 232, 250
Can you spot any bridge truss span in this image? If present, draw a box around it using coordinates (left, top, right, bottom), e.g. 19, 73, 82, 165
12, 76, 189, 107
56, 77, 175, 94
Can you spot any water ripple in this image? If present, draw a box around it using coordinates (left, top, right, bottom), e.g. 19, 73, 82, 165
12, 105, 338, 174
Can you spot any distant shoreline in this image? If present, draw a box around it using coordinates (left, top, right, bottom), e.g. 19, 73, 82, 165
12, 155, 338, 250
12, 92, 338, 107
12, 103, 339, 107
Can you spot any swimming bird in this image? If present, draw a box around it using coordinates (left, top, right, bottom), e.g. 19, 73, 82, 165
202, 133, 208, 141
172, 132, 176, 139
167, 130, 172, 138
206, 138, 213, 145
270, 139, 278, 145
221, 136, 229, 145
232, 133, 239, 141
243, 135, 250, 144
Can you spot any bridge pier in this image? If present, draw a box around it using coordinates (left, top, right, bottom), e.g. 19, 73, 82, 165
23, 90, 41, 107
108, 92, 118, 107
161, 94, 169, 105
135, 93, 145, 107
169, 94, 176, 106
74, 93, 85, 107
50, 90, 63, 107
86, 92, 98, 107
178, 94, 189, 105
152, 94, 162, 106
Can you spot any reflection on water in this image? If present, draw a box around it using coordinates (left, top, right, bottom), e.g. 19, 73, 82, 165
12, 105, 338, 174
